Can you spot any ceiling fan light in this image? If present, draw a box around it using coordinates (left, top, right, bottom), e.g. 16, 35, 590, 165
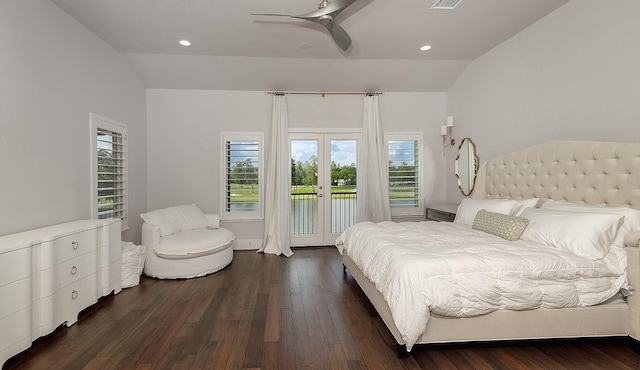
318, 0, 331, 9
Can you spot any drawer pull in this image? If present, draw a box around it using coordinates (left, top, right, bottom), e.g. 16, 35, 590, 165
71, 265, 78, 275
72, 241, 79, 250
71, 290, 78, 299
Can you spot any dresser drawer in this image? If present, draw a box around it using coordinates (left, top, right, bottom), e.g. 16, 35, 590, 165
39, 251, 97, 298
0, 247, 31, 287
0, 307, 31, 364
0, 277, 31, 320
39, 274, 98, 334
40, 229, 98, 269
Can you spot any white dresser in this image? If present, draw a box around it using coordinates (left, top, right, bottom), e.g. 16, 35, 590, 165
0, 219, 122, 367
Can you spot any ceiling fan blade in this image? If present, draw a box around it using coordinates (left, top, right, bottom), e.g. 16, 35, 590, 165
250, 13, 293, 17
253, 0, 357, 51
289, 15, 352, 51
328, 23, 352, 51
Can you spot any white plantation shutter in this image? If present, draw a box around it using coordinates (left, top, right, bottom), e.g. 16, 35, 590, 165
220, 133, 264, 220
91, 114, 128, 231
385, 133, 423, 216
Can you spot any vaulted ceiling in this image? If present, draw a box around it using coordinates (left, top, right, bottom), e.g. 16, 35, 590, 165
52, 0, 569, 91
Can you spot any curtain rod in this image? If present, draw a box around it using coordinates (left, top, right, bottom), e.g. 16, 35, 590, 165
266, 91, 383, 97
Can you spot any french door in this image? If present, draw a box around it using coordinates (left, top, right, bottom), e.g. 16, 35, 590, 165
290, 132, 359, 246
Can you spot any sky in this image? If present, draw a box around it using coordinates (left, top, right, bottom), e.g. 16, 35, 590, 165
290, 139, 416, 167
291, 140, 357, 167
388, 140, 417, 166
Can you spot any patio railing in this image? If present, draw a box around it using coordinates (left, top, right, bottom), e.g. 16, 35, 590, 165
290, 191, 357, 235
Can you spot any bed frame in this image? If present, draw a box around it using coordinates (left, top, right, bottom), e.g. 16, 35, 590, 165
343, 141, 640, 356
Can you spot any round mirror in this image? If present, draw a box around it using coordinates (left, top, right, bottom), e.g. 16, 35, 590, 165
454, 138, 479, 196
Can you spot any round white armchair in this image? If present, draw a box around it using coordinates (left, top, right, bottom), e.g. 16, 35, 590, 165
140, 204, 235, 279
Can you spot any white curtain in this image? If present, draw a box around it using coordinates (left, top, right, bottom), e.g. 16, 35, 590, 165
259, 94, 293, 256
357, 95, 392, 222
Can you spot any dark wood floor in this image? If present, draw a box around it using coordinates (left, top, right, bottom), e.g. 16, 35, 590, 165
5, 247, 640, 369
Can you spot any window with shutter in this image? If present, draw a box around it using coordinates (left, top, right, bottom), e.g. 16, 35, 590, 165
385, 132, 423, 216
91, 114, 128, 231
220, 132, 264, 220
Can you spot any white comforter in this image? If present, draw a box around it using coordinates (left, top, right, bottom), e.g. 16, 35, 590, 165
336, 221, 628, 351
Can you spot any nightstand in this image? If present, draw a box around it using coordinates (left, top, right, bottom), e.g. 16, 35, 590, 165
426, 203, 459, 222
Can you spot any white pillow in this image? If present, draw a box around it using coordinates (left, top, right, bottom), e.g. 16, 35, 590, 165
519, 208, 624, 260
140, 204, 209, 236
513, 198, 540, 216
454, 199, 524, 225
541, 201, 640, 249
140, 209, 180, 236
163, 204, 209, 231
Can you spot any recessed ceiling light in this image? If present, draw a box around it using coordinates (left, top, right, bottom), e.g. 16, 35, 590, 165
179, 40, 192, 47
299, 42, 313, 50
420, 45, 432, 51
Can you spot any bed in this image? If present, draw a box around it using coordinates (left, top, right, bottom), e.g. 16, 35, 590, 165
337, 141, 640, 356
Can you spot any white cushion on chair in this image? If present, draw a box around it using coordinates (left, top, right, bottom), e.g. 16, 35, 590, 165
141, 204, 209, 236
163, 204, 209, 231
154, 228, 235, 260
140, 209, 180, 236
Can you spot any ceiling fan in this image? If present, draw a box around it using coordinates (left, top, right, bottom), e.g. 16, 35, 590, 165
251, 0, 358, 51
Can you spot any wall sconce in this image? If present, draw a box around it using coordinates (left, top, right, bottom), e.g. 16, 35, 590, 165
441, 116, 455, 148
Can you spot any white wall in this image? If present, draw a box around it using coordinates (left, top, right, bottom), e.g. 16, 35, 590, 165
445, 0, 640, 203
146, 90, 446, 245
0, 1, 147, 242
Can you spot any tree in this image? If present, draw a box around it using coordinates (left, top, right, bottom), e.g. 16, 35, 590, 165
291, 159, 304, 189
297, 155, 318, 192
339, 163, 357, 185
230, 158, 258, 192
331, 161, 340, 185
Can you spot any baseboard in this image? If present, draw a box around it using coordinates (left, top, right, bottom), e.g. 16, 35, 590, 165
233, 238, 262, 250
629, 336, 640, 354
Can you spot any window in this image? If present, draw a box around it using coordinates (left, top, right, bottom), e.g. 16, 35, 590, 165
385, 132, 423, 216
90, 113, 128, 231
220, 132, 264, 220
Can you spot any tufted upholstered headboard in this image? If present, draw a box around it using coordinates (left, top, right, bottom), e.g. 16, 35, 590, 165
472, 141, 640, 210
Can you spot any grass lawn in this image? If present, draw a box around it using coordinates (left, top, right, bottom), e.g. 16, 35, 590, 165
229, 184, 259, 203
389, 187, 420, 199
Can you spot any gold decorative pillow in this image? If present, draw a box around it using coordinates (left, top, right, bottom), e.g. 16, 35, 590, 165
472, 209, 529, 241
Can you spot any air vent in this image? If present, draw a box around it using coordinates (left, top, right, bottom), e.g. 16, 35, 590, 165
431, 0, 464, 10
